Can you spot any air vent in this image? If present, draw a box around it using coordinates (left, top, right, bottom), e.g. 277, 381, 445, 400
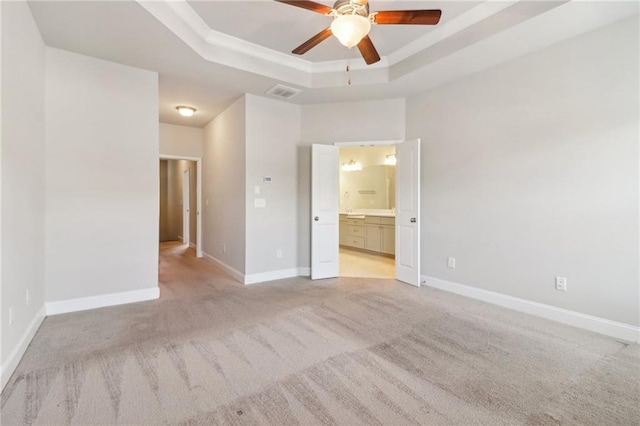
265, 84, 303, 100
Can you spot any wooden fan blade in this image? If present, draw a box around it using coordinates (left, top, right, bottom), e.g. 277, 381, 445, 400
274, 0, 333, 15
373, 10, 442, 25
293, 28, 332, 55
357, 35, 380, 65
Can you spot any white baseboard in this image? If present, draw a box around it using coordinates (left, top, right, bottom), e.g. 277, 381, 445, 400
202, 251, 245, 283
1, 305, 46, 391
201, 252, 310, 285
245, 267, 310, 285
298, 267, 311, 277
45, 287, 160, 316
423, 276, 640, 343
189, 242, 196, 249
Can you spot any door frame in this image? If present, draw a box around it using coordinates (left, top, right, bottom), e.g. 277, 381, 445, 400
332, 139, 419, 284
160, 155, 203, 258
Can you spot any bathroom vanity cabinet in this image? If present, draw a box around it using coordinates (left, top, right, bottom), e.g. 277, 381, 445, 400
339, 214, 395, 256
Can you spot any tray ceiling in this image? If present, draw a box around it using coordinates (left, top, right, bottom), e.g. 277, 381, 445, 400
187, 1, 479, 62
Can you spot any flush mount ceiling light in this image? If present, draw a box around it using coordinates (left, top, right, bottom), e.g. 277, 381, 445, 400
342, 159, 362, 172
275, 0, 442, 65
176, 106, 196, 117
384, 154, 396, 165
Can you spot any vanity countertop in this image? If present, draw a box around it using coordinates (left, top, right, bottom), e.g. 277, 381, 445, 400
340, 211, 395, 218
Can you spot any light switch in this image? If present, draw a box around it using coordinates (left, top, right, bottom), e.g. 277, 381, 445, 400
254, 185, 260, 195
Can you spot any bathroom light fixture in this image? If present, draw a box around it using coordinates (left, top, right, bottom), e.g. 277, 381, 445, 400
331, 13, 371, 48
176, 106, 196, 117
342, 159, 362, 172
384, 154, 396, 166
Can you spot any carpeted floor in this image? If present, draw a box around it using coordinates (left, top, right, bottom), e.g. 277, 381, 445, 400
1, 242, 639, 425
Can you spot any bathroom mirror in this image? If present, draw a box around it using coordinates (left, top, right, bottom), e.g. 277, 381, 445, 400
339, 145, 396, 210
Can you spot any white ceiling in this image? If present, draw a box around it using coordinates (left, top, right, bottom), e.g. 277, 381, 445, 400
28, 1, 639, 128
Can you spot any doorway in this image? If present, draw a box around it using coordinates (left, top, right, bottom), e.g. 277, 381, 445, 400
311, 139, 421, 286
159, 155, 203, 258
338, 145, 396, 279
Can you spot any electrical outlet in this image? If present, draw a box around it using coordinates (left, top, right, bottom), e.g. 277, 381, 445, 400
447, 257, 456, 269
9, 307, 13, 326
555, 276, 567, 292
26, 289, 30, 306
276, 249, 283, 259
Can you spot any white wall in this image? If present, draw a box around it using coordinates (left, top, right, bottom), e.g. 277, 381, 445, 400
298, 98, 406, 268
301, 98, 405, 144
159, 122, 202, 158
245, 94, 301, 277
45, 48, 159, 302
407, 16, 639, 326
0, 0, 46, 389
202, 96, 246, 274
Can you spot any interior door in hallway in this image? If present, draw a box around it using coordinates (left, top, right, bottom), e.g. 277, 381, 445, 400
183, 168, 190, 246
395, 139, 421, 286
311, 144, 339, 280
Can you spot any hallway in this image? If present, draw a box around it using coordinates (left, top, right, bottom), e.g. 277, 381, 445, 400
1, 244, 638, 424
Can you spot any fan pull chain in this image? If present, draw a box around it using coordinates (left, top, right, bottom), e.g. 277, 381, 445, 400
346, 64, 352, 85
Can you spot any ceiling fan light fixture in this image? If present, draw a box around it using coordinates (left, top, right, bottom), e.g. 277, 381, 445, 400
330, 14, 371, 48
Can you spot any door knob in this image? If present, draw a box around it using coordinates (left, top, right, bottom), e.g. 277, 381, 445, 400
314, 216, 319, 221
410, 217, 417, 223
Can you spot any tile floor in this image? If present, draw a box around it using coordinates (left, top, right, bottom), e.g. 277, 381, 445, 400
339, 246, 395, 279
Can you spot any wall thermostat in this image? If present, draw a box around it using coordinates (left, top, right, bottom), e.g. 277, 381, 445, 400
263, 176, 272, 183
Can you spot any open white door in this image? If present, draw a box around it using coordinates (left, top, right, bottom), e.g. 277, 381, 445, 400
311, 144, 339, 280
395, 139, 421, 286
182, 168, 190, 246
196, 161, 203, 257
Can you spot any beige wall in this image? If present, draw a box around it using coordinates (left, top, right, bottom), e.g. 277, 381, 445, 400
245, 94, 301, 276
166, 160, 181, 240
1, 0, 47, 388
159, 123, 202, 158
161, 159, 196, 243
202, 96, 246, 274
407, 16, 639, 326
45, 47, 159, 303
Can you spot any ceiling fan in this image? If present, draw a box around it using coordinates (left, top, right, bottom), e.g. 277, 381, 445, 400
274, 0, 442, 65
